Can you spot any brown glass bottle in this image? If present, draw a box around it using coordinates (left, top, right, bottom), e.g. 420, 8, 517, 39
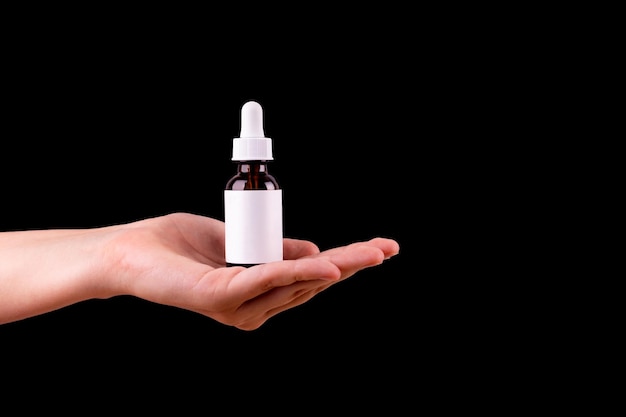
224, 101, 283, 267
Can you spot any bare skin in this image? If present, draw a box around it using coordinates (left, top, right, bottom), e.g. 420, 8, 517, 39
0, 212, 400, 330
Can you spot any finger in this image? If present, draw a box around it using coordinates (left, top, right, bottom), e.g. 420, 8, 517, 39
314, 237, 400, 261
227, 258, 341, 302
283, 238, 320, 260
234, 280, 334, 330
304, 241, 390, 279
367, 237, 400, 259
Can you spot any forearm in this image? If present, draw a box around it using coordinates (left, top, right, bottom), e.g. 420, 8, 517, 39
0, 228, 111, 324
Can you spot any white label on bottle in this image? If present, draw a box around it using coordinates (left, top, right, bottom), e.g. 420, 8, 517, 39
224, 189, 283, 264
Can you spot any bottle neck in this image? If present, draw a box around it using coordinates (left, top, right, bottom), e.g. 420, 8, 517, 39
227, 160, 279, 190
237, 162, 270, 174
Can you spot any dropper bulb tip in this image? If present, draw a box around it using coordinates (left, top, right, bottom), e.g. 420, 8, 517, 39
240, 101, 265, 138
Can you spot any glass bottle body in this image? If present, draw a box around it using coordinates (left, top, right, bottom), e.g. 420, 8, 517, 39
224, 161, 283, 267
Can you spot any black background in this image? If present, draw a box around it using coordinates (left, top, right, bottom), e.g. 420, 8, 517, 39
0, 40, 432, 398
0, 16, 505, 406
0, 7, 564, 410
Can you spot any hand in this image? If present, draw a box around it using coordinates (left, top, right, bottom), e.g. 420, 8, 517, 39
0, 212, 400, 329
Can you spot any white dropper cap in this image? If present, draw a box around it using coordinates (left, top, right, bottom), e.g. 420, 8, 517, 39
232, 101, 273, 161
